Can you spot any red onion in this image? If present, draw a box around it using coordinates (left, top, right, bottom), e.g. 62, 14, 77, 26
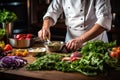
70, 51, 82, 58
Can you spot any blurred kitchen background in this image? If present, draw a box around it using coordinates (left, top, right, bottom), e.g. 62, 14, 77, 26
0, 0, 120, 44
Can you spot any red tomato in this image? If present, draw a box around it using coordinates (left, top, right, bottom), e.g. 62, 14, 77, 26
116, 49, 120, 54
18, 36, 25, 40
117, 46, 120, 50
110, 51, 119, 59
15, 34, 23, 39
15, 34, 33, 40
26, 34, 33, 38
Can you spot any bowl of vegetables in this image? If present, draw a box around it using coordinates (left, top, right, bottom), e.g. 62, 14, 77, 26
45, 41, 65, 52
108, 46, 120, 59
28, 47, 46, 57
9, 34, 34, 48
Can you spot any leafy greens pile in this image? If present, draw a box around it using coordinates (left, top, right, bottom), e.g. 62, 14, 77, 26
26, 40, 120, 76
26, 53, 65, 70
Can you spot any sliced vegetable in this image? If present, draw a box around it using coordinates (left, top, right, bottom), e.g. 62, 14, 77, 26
14, 49, 29, 57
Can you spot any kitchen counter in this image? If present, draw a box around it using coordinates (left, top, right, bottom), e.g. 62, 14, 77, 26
0, 42, 120, 80
1, 53, 120, 80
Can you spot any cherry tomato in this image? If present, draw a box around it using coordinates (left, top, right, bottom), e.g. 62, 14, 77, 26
18, 37, 25, 40
15, 34, 23, 39
110, 51, 119, 59
26, 34, 33, 38
117, 46, 120, 50
116, 49, 120, 54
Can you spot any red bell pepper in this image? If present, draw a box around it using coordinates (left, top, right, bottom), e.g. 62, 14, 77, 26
4, 44, 13, 51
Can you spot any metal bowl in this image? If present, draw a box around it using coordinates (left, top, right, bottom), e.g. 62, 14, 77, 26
9, 38, 34, 48
28, 47, 46, 57
45, 41, 65, 52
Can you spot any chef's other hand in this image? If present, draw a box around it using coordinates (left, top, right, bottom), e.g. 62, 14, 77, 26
38, 28, 51, 41
66, 38, 83, 51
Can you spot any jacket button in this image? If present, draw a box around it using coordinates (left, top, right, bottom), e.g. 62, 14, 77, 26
80, 9, 83, 12
68, 7, 70, 9
81, 18, 83, 20
80, 26, 83, 27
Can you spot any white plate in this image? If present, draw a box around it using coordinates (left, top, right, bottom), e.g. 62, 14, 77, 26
28, 47, 46, 53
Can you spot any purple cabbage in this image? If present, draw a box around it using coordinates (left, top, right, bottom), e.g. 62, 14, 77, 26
0, 56, 27, 69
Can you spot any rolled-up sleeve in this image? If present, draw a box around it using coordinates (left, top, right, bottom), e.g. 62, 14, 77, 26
95, 0, 112, 31
43, 0, 63, 25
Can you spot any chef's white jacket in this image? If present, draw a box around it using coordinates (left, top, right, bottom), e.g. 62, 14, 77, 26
43, 0, 112, 43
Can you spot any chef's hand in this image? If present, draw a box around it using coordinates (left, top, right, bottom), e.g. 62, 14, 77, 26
38, 28, 51, 41
65, 38, 83, 51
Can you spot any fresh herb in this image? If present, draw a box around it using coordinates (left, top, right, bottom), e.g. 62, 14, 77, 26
80, 40, 116, 55
26, 53, 65, 70
0, 9, 17, 24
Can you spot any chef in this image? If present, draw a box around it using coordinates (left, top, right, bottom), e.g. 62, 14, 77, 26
38, 0, 112, 51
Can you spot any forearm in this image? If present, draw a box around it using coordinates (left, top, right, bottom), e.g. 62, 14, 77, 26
79, 24, 106, 43
42, 16, 54, 29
